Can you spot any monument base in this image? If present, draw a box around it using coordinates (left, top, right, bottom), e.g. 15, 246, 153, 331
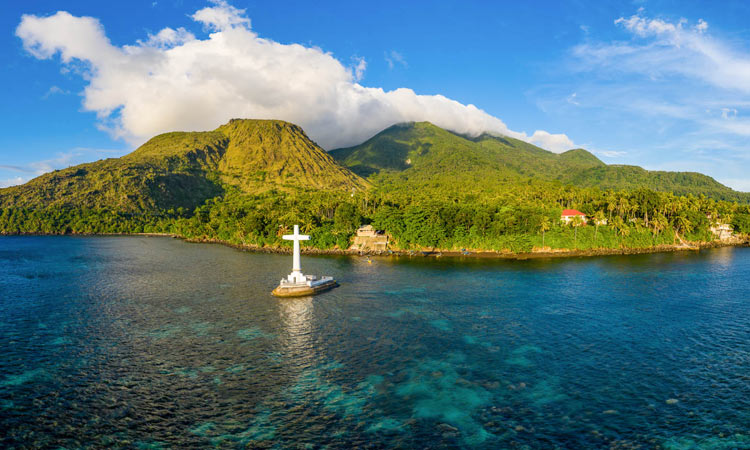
272, 275, 338, 298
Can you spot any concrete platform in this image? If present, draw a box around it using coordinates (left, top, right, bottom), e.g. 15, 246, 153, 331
272, 279, 338, 297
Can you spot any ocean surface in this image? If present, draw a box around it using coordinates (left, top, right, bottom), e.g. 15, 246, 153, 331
0, 236, 748, 449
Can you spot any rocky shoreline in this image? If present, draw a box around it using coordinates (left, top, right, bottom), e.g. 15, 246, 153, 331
179, 235, 750, 260
3, 231, 748, 260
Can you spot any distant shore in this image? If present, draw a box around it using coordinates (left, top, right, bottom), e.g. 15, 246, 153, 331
2, 232, 747, 260
179, 234, 749, 260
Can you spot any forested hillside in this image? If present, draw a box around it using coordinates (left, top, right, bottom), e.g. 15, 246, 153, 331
331, 122, 750, 202
1, 120, 749, 254
0, 119, 367, 212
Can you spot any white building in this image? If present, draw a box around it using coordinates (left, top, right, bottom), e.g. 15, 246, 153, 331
561, 209, 587, 225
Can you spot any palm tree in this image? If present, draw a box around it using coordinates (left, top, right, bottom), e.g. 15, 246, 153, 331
570, 215, 584, 247
651, 214, 668, 243
607, 201, 616, 223
674, 215, 693, 243
610, 216, 628, 246
628, 204, 639, 222
617, 197, 629, 219
593, 210, 606, 241
301, 214, 315, 233
540, 216, 550, 248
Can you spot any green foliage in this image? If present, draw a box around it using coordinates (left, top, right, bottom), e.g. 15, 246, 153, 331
0, 119, 368, 214
331, 122, 750, 203
732, 213, 750, 233
0, 120, 746, 255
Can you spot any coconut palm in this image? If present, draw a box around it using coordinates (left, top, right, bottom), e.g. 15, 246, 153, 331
540, 216, 551, 248
610, 216, 628, 246
607, 201, 616, 222
617, 197, 630, 218
651, 213, 668, 243
570, 215, 584, 247
674, 214, 693, 240
593, 210, 606, 241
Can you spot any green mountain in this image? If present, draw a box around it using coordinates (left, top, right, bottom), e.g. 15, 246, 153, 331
329, 122, 520, 196
1, 118, 746, 220
2, 118, 749, 252
330, 122, 749, 202
0, 119, 367, 212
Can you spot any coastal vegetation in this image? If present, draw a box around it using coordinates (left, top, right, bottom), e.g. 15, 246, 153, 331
1, 119, 749, 254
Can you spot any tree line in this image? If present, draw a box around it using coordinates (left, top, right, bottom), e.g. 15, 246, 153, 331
1, 184, 749, 253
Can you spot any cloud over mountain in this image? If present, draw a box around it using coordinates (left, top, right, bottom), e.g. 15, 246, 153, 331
16, 0, 573, 151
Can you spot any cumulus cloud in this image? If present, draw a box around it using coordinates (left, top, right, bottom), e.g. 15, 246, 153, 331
15, 1, 574, 151
192, 0, 250, 31
351, 56, 366, 82
527, 130, 575, 153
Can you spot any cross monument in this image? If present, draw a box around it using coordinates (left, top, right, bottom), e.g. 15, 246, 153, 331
282, 225, 310, 284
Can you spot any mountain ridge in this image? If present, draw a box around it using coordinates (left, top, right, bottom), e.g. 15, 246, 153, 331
1, 119, 748, 213
0, 119, 368, 212
330, 121, 748, 202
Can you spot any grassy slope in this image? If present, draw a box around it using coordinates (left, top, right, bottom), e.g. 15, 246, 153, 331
0, 119, 368, 212
215, 119, 367, 192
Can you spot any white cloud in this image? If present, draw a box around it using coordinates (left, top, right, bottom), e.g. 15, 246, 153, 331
16, 11, 118, 63
695, 19, 708, 34
0, 177, 26, 188
192, 0, 250, 31
141, 27, 195, 48
576, 13, 750, 94
597, 150, 627, 158
720, 107, 737, 119
0, 148, 122, 183
385, 50, 407, 69
42, 85, 70, 99
613, 15, 680, 37
15, 3, 573, 152
718, 178, 750, 192
351, 56, 366, 82
559, 11, 750, 189
527, 130, 575, 153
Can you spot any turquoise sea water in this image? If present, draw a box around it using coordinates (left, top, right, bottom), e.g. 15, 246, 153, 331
0, 236, 748, 449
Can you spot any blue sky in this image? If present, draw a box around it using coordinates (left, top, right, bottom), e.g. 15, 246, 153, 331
3, 0, 750, 190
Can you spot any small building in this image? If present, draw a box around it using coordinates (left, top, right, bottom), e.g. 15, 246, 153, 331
352, 225, 388, 251
710, 223, 734, 240
561, 209, 587, 225
356, 225, 378, 237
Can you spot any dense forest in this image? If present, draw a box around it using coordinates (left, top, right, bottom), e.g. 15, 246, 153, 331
1, 119, 749, 254
2, 183, 749, 254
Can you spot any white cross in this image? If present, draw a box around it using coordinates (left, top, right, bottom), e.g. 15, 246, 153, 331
282, 225, 310, 277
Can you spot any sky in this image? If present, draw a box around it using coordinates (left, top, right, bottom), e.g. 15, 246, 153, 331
3, 0, 750, 191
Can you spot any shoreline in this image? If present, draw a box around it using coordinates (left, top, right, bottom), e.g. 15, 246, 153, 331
2, 231, 748, 260
186, 237, 749, 260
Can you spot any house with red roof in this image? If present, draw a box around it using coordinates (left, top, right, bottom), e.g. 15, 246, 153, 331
561, 209, 587, 225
